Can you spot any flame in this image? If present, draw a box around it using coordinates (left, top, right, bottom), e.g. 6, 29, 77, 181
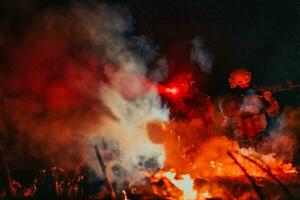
150, 169, 216, 200
162, 121, 297, 178
150, 134, 297, 199
147, 100, 298, 199
163, 170, 197, 200
122, 190, 129, 200
198, 190, 212, 200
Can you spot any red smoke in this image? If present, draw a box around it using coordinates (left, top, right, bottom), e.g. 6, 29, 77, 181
0, 8, 112, 170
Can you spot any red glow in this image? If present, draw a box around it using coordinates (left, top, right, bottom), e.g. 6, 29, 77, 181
165, 87, 178, 95
163, 82, 189, 99
155, 73, 194, 99
156, 84, 181, 97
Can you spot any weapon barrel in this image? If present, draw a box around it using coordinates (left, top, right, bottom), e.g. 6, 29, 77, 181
255, 82, 300, 93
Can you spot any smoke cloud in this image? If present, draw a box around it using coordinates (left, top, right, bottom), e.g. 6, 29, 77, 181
191, 37, 214, 74
0, 2, 169, 186
259, 107, 299, 162
148, 58, 169, 82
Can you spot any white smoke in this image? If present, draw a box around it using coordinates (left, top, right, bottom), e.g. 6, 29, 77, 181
76, 4, 169, 187
148, 58, 169, 82
259, 108, 298, 162
91, 86, 168, 185
191, 37, 214, 73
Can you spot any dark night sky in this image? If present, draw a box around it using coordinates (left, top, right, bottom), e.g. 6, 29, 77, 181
128, 1, 300, 91
1, 0, 300, 104
128, 0, 300, 106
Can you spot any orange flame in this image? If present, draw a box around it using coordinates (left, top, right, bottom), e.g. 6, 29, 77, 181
164, 170, 197, 200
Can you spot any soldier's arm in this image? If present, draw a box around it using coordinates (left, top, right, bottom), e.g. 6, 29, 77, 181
261, 90, 280, 117
266, 99, 280, 117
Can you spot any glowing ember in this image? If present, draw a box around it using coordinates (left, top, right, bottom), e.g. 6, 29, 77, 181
122, 190, 129, 200
150, 133, 298, 199
198, 190, 212, 199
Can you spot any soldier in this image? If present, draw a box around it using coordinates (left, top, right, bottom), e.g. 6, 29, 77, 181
162, 73, 211, 122
147, 73, 213, 169
219, 69, 280, 147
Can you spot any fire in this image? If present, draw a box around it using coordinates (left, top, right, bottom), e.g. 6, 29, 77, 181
160, 120, 297, 178
163, 170, 197, 200
150, 130, 298, 199
151, 169, 213, 200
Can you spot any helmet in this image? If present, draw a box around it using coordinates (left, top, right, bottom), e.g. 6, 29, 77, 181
228, 69, 252, 89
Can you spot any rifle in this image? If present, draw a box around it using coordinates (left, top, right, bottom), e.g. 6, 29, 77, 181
255, 80, 300, 93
